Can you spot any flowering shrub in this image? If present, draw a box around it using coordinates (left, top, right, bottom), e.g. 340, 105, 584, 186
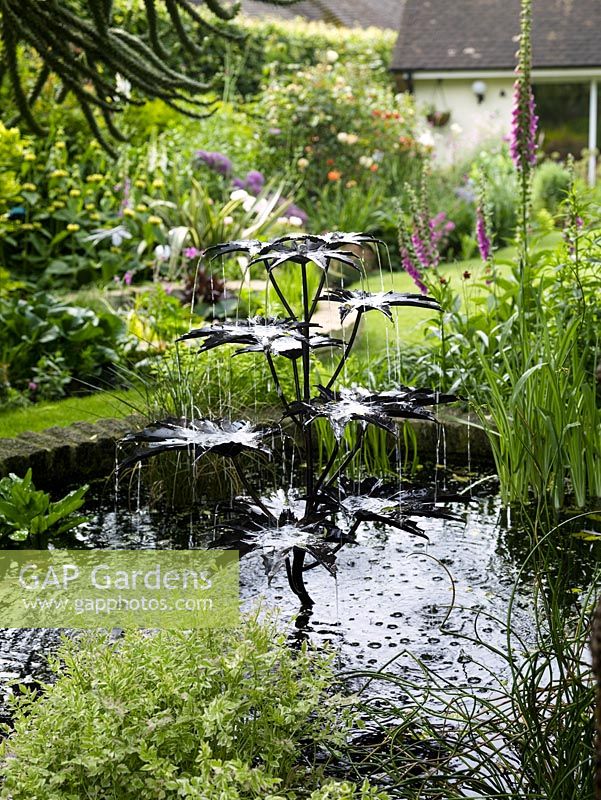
255, 60, 424, 194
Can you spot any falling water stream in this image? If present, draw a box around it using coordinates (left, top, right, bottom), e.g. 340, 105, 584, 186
2, 232, 598, 728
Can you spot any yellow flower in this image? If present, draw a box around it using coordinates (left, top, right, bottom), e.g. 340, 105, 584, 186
66, 223, 80, 232
55, 141, 66, 149
85, 203, 96, 211
122, 207, 136, 218
53, 200, 66, 209
134, 180, 146, 189
21, 183, 37, 192
24, 153, 36, 162
69, 189, 81, 197
20, 223, 34, 231
89, 213, 100, 221
86, 173, 104, 183
148, 215, 162, 225
50, 169, 68, 179
135, 203, 148, 212
151, 178, 164, 189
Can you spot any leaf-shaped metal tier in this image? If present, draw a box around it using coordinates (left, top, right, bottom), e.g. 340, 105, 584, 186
250, 237, 361, 273
321, 289, 441, 322
212, 519, 346, 580
119, 418, 272, 468
285, 385, 457, 440
235, 488, 338, 526
204, 239, 265, 260
335, 477, 465, 541
271, 231, 384, 249
177, 318, 341, 359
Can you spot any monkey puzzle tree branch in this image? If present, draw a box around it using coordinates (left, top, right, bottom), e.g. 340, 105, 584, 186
0, 0, 301, 153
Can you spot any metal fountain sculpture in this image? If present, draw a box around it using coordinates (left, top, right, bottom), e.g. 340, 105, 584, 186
121, 232, 458, 608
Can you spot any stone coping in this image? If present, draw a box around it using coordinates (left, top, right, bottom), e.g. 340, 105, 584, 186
0, 412, 493, 490
0, 417, 139, 490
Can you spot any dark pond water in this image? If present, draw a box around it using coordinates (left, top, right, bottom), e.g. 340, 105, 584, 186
1, 475, 600, 724
0, 468, 601, 732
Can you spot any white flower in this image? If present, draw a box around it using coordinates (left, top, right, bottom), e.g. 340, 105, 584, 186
230, 188, 249, 202
245, 197, 268, 214
325, 49, 339, 63
359, 156, 373, 168
223, 215, 234, 225
277, 216, 290, 225
450, 123, 463, 135
417, 130, 435, 148
297, 157, 309, 170
154, 244, 171, 261
85, 225, 132, 247
345, 133, 359, 145
337, 132, 349, 143
115, 73, 131, 99
288, 215, 303, 227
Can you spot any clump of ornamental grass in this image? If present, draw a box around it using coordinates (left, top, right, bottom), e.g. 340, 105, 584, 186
343, 527, 598, 799
0, 617, 389, 800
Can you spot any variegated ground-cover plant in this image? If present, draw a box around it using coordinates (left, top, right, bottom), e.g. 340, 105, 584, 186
121, 231, 458, 606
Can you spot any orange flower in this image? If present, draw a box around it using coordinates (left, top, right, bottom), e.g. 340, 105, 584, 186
326, 158, 335, 166
327, 170, 342, 181
369, 163, 379, 172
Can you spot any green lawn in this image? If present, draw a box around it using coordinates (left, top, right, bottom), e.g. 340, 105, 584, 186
347, 247, 513, 352
0, 390, 138, 439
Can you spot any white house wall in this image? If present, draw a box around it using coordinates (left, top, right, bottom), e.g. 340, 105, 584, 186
413, 77, 515, 161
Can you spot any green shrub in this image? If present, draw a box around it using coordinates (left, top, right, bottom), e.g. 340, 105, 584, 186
0, 618, 389, 800
255, 60, 423, 195
532, 160, 571, 214
0, 469, 88, 543
0, 292, 130, 400
239, 15, 395, 80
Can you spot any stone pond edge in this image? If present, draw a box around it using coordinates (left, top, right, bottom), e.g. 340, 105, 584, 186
0, 413, 493, 490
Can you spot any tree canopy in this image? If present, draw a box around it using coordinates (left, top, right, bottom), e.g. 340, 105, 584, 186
0, 0, 299, 153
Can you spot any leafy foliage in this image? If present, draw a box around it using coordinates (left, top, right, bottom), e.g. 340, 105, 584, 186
0, 618, 389, 800
0, 469, 88, 542
0, 292, 130, 400
0, 0, 300, 153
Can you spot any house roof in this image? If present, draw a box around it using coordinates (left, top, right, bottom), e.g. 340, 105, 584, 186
239, 0, 404, 31
391, 0, 600, 73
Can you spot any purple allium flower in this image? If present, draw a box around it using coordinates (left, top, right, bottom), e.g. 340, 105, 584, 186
124, 270, 133, 286
184, 246, 201, 259
476, 205, 491, 263
401, 247, 427, 295
195, 150, 233, 176
232, 170, 266, 196
245, 170, 265, 194
285, 203, 308, 224
28, 381, 38, 392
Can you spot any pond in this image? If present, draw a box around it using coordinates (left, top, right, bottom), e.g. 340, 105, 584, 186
2, 474, 598, 723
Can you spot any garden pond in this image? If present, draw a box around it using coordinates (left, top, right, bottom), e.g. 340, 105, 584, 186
2, 472, 600, 725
